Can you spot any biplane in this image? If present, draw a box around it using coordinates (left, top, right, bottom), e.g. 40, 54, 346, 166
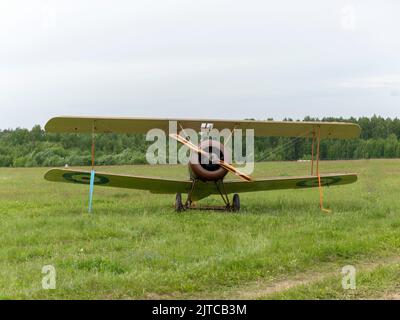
44, 117, 361, 212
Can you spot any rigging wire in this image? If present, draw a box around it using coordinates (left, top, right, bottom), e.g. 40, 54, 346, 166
255, 130, 313, 163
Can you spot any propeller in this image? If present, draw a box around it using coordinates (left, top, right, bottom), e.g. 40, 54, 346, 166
170, 133, 252, 182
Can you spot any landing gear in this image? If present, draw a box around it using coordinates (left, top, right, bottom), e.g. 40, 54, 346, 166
175, 193, 184, 212
232, 194, 240, 212
174, 183, 241, 212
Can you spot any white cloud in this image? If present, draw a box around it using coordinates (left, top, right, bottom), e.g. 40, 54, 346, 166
341, 4, 357, 31
339, 75, 400, 89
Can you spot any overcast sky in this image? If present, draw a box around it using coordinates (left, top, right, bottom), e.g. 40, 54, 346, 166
0, 0, 399, 129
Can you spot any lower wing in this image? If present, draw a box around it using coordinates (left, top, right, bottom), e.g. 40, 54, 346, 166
44, 169, 192, 194
222, 173, 357, 194
45, 169, 357, 201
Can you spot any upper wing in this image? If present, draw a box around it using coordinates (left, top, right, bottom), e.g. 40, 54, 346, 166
45, 116, 361, 139
44, 169, 192, 194
222, 173, 358, 194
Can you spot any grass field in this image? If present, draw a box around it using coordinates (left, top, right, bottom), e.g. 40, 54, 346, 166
1, 159, 400, 300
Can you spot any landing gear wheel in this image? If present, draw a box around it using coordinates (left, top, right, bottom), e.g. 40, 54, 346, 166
232, 194, 240, 212
175, 193, 185, 212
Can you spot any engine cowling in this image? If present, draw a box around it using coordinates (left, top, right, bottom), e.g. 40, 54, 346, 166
189, 139, 231, 181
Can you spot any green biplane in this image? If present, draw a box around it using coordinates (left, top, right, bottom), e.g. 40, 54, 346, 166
44, 117, 361, 212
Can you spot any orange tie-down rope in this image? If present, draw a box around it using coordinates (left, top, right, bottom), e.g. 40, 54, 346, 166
315, 127, 332, 213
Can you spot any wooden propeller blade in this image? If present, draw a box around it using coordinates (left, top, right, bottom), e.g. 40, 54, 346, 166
170, 134, 209, 157
169, 134, 252, 182
218, 161, 252, 182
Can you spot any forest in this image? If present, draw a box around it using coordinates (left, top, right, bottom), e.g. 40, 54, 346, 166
0, 116, 400, 167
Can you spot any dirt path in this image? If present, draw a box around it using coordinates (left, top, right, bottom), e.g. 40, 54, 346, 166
143, 255, 400, 300
228, 271, 334, 299
224, 255, 400, 299
378, 293, 400, 300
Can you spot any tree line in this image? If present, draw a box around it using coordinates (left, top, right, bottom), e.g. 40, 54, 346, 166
1, 116, 400, 167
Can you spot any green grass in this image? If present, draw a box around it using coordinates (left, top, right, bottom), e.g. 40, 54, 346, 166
1, 159, 400, 299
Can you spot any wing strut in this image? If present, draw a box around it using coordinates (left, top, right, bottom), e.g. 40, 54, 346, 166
311, 132, 316, 175
314, 126, 331, 213
88, 121, 96, 214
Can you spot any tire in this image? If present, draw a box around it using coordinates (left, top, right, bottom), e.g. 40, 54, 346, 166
175, 193, 184, 212
232, 194, 240, 212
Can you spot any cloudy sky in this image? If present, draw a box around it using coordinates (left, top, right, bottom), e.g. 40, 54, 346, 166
0, 0, 399, 129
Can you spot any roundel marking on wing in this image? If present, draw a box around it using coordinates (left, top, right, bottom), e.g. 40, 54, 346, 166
296, 176, 341, 188
63, 172, 110, 185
